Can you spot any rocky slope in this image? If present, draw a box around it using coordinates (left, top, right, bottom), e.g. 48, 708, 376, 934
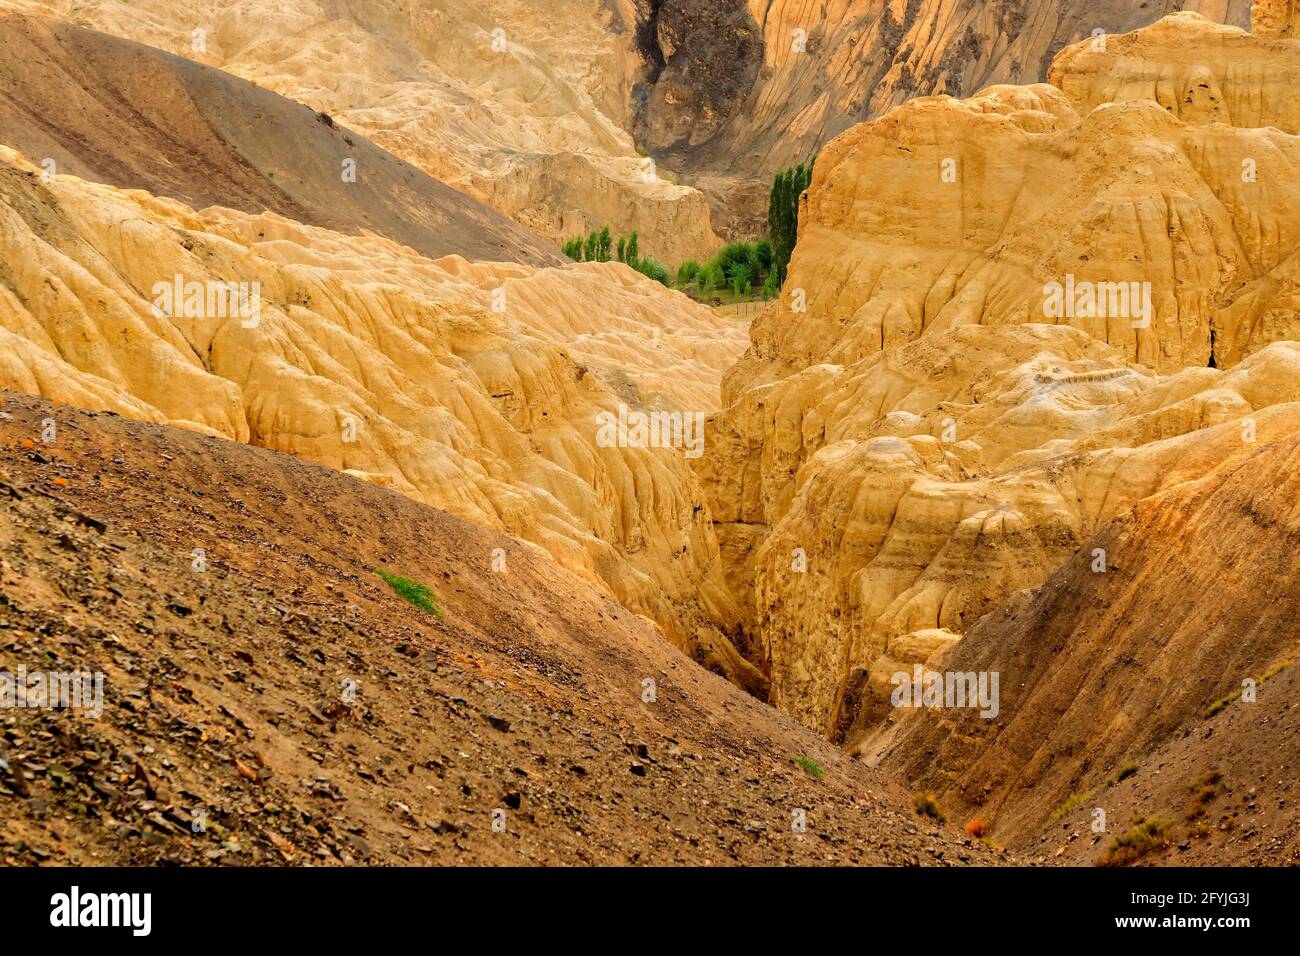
10, 0, 722, 263
0, 143, 755, 687
0, 9, 560, 267
1037, 663, 1300, 866
698, 10, 1300, 739
867, 424, 1300, 855
0, 392, 1009, 865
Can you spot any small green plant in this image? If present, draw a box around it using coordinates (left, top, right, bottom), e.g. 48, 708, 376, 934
1044, 787, 1095, 830
913, 791, 946, 823
676, 259, 701, 287
1101, 814, 1174, 866
375, 568, 444, 619
1187, 769, 1224, 822
1114, 761, 1139, 783
1203, 659, 1293, 718
791, 755, 824, 779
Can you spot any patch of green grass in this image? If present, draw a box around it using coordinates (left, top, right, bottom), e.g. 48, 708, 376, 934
1203, 659, 1293, 718
1044, 788, 1095, 830
913, 791, 946, 824
790, 755, 824, 779
1101, 814, 1174, 867
1187, 769, 1224, 822
375, 568, 444, 619
1203, 689, 1238, 718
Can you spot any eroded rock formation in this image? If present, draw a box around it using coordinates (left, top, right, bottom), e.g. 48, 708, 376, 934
633, 0, 1253, 236
0, 144, 757, 687
699, 12, 1300, 737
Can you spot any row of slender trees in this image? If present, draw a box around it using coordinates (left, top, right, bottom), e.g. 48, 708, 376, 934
768, 157, 815, 288
561, 227, 670, 285
559, 155, 816, 300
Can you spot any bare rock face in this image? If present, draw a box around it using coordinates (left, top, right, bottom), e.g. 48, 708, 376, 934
702, 320, 1300, 735
699, 12, 1300, 737
733, 74, 1300, 386
17, 0, 723, 263
631, 0, 763, 159
0, 145, 759, 688
1252, 0, 1300, 37
1050, 11, 1300, 132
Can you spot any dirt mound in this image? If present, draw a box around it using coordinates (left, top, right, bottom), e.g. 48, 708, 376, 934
0, 9, 560, 266
867, 426, 1300, 857
0, 392, 1009, 866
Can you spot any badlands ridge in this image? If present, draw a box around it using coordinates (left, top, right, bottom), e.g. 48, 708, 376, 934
0, 2, 1298, 853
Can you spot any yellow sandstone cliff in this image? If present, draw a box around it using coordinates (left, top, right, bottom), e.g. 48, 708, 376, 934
700, 11, 1300, 736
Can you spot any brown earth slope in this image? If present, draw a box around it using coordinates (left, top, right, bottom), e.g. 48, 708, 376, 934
867, 425, 1300, 858
0, 392, 1008, 866
0, 9, 561, 266
1037, 665, 1300, 867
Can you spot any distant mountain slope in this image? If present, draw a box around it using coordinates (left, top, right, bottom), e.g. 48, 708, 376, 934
7, 0, 722, 262
0, 391, 1010, 866
0, 9, 562, 266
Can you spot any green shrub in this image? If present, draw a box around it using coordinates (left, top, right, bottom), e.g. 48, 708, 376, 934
676, 259, 701, 287
375, 568, 444, 619
1101, 815, 1174, 866
634, 256, 670, 286
913, 791, 946, 823
1044, 788, 1095, 829
729, 262, 751, 297
791, 755, 825, 779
